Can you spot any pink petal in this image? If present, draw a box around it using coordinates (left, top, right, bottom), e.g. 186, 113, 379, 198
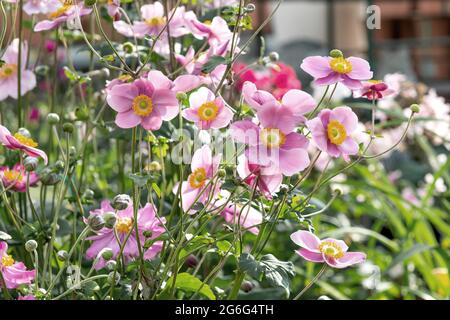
346, 57, 373, 80
300, 56, 332, 78
290, 230, 321, 252
230, 120, 260, 145
191, 145, 212, 172
141, 115, 163, 131
115, 110, 141, 128
281, 89, 316, 117
257, 101, 298, 134
296, 248, 325, 263
314, 73, 341, 86
107, 83, 137, 112
147, 70, 172, 90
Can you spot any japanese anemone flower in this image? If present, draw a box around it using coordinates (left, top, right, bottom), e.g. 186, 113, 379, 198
354, 80, 396, 101
0, 164, 39, 192
34, 0, 92, 32
0, 241, 35, 289
6, 0, 60, 15
290, 230, 366, 268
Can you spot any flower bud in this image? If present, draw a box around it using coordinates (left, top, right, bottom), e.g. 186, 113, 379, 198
245, 3, 256, 13
18, 128, 31, 138
69, 146, 77, 158
176, 91, 188, 101
47, 113, 60, 125
35, 65, 49, 76
185, 254, 199, 269
88, 215, 105, 231
25, 240, 38, 252
62, 122, 74, 133
241, 280, 254, 293
108, 271, 121, 285
75, 106, 89, 121
40, 168, 61, 186
143, 230, 153, 238
112, 194, 131, 210
103, 212, 117, 229
101, 248, 113, 261
268, 51, 279, 62
83, 189, 95, 201
54, 160, 65, 171
329, 49, 343, 58
145, 161, 161, 172
57, 250, 69, 261
23, 157, 38, 172
123, 42, 135, 54
217, 169, 226, 178
410, 104, 420, 113
106, 260, 117, 271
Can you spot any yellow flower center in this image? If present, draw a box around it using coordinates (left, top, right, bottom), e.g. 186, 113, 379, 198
48, 1, 73, 19
329, 57, 353, 74
0, 63, 18, 79
146, 16, 166, 27
368, 80, 382, 84
115, 217, 133, 234
188, 168, 207, 189
197, 101, 219, 121
319, 241, 344, 259
327, 120, 347, 145
3, 169, 22, 183
132, 95, 153, 116
203, 20, 212, 25
14, 133, 38, 148
118, 74, 133, 82
260, 128, 286, 148
1, 254, 14, 268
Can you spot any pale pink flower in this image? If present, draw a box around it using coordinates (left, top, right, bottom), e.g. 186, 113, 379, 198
106, 0, 121, 20
0, 164, 39, 193
306, 107, 359, 161
301, 55, 373, 90
34, 1, 92, 32
290, 230, 366, 268
85, 201, 166, 270
0, 241, 35, 289
5, 0, 61, 15
0, 39, 36, 101
184, 14, 232, 47
0, 125, 48, 164
182, 87, 233, 130
354, 80, 396, 100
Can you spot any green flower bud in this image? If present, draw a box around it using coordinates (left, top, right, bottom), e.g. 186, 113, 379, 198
84, 0, 97, 7
25, 240, 38, 252
176, 92, 188, 101
88, 215, 105, 231
112, 194, 131, 210
218, 169, 226, 178
75, 106, 89, 121
108, 271, 121, 285
101, 248, 113, 261
143, 230, 153, 238
47, 113, 60, 125
62, 122, 74, 133
106, 260, 117, 271
23, 157, 38, 172
245, 3, 256, 13
103, 212, 117, 229
57, 250, 69, 261
410, 104, 420, 113
55, 160, 65, 171
123, 42, 135, 54
330, 49, 343, 58
83, 189, 95, 200
145, 161, 161, 172
34, 65, 49, 76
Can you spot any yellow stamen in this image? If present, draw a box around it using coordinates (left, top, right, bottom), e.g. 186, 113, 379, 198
329, 57, 353, 74
188, 168, 207, 189
368, 80, 382, 84
14, 133, 38, 148
1, 254, 15, 268
48, 2, 73, 19
132, 95, 153, 117
327, 120, 347, 145
197, 101, 219, 121
260, 128, 286, 148
0, 64, 18, 79
319, 241, 344, 259
146, 16, 165, 27
3, 169, 22, 183
115, 217, 133, 234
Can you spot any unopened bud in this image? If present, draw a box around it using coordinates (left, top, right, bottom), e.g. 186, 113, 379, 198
241, 280, 254, 293
108, 271, 121, 285
18, 128, 31, 138
106, 260, 117, 271
88, 215, 105, 231
176, 92, 188, 101
57, 250, 69, 261
143, 230, 153, 238
23, 157, 38, 172
123, 42, 135, 54
25, 240, 38, 252
145, 161, 161, 172
410, 104, 420, 113
329, 49, 343, 58
218, 169, 226, 178
62, 122, 74, 133
268, 51, 279, 62
55, 160, 65, 171
83, 189, 95, 201
185, 255, 199, 268
47, 113, 60, 125
112, 194, 131, 210
103, 212, 117, 229
101, 248, 113, 261
245, 3, 256, 13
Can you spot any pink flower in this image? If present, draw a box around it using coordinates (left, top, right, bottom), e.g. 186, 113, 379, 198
45, 39, 57, 53
85, 201, 166, 270
182, 87, 233, 130
306, 107, 359, 161
5, 0, 61, 15
18, 294, 36, 300
34, 1, 92, 32
237, 154, 282, 199
106, 0, 121, 20
0, 39, 36, 101
205, 0, 238, 8
28, 107, 40, 122
354, 80, 396, 100
242, 81, 315, 123
290, 230, 366, 268
185, 15, 232, 47
301, 55, 373, 90
106, 71, 201, 130
0, 164, 39, 193
0, 125, 48, 164
174, 145, 221, 213
0, 241, 35, 289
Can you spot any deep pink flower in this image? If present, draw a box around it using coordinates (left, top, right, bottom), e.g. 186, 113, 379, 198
354, 80, 396, 100
0, 125, 48, 164
237, 154, 282, 199
174, 145, 221, 213
45, 39, 57, 53
28, 107, 40, 122
106, 71, 201, 130
290, 230, 366, 268
306, 107, 359, 161
182, 87, 233, 130
0, 164, 39, 193
34, 1, 92, 32
301, 55, 373, 90
0, 241, 35, 289
0, 39, 36, 101
85, 200, 166, 270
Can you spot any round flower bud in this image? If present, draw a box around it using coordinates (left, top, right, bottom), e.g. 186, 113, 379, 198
34, 65, 49, 76
410, 104, 420, 113
75, 106, 89, 121
241, 280, 254, 293
23, 157, 39, 172
83, 189, 95, 201
62, 122, 74, 133
329, 49, 343, 58
17, 128, 31, 138
176, 91, 188, 101
25, 240, 38, 252
57, 250, 69, 261
145, 161, 161, 172
185, 255, 199, 269
268, 51, 279, 62
108, 271, 121, 285
47, 113, 60, 125
55, 160, 65, 171
123, 42, 135, 54
84, 0, 97, 6
245, 3, 256, 13
103, 211, 117, 229
101, 248, 113, 261
217, 169, 226, 178
106, 260, 117, 271
40, 168, 61, 186
112, 194, 131, 210
88, 215, 105, 231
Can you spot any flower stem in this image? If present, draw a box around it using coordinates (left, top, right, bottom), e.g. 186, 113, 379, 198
293, 264, 327, 300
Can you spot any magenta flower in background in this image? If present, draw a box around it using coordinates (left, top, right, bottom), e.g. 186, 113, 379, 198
0, 39, 36, 101
34, 1, 92, 32
301, 55, 373, 90
0, 164, 39, 193
306, 107, 359, 161
237, 154, 282, 199
44, 39, 57, 53
86, 201, 166, 270
106, 71, 201, 130
230, 103, 310, 176
28, 107, 40, 123
182, 87, 233, 130
0, 241, 35, 289
0, 125, 48, 164
174, 145, 222, 213
354, 80, 396, 100
290, 230, 366, 268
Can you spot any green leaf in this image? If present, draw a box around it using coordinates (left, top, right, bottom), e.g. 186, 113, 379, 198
384, 244, 434, 273
166, 273, 216, 300
201, 55, 228, 73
